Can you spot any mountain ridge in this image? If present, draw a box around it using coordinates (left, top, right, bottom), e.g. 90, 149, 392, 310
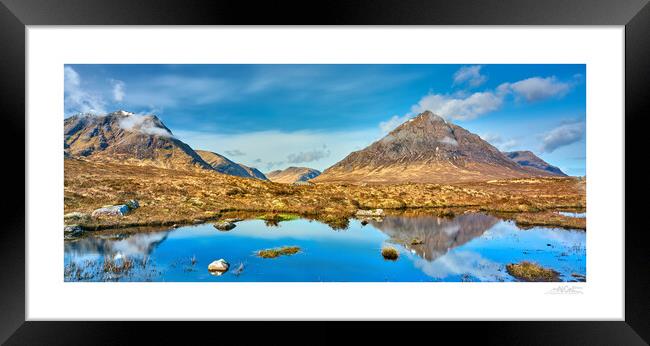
314, 111, 557, 184
505, 150, 567, 176
195, 150, 268, 180
64, 110, 213, 170
64, 111, 267, 180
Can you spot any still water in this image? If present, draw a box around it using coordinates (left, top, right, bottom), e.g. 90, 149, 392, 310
64, 213, 586, 282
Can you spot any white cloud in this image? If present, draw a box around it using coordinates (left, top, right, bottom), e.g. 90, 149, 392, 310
125, 75, 233, 108
287, 148, 331, 164
118, 113, 174, 137
384, 74, 575, 128
175, 128, 379, 172
243, 65, 421, 96
540, 121, 585, 153
502, 76, 571, 102
111, 79, 125, 102
411, 91, 503, 121
224, 149, 246, 157
379, 114, 412, 133
453, 65, 487, 88
64, 66, 107, 115
480, 133, 518, 151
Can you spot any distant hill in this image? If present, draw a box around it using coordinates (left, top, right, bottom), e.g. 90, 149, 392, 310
314, 111, 555, 184
64, 110, 212, 170
240, 165, 268, 180
196, 150, 268, 180
505, 151, 567, 176
266, 167, 321, 184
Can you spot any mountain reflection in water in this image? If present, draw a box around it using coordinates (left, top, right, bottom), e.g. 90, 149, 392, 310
370, 214, 499, 261
65, 231, 169, 259
64, 213, 586, 282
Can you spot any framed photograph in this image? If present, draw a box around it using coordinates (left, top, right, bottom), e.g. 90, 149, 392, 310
3, 0, 647, 343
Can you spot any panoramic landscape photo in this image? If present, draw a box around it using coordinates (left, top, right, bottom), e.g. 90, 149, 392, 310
63, 64, 586, 282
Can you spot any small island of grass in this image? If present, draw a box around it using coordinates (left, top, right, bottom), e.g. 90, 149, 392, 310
257, 246, 301, 259
506, 261, 560, 282
381, 246, 399, 260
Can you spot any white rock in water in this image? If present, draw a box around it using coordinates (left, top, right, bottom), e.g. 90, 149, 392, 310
356, 209, 385, 217
208, 259, 229, 272
91, 204, 130, 217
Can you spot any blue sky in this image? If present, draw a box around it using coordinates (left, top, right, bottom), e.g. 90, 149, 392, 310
64, 64, 586, 176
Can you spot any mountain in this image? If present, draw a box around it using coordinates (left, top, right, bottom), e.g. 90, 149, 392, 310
240, 165, 268, 180
505, 151, 567, 176
64, 110, 212, 170
266, 167, 321, 184
313, 111, 554, 184
195, 150, 268, 180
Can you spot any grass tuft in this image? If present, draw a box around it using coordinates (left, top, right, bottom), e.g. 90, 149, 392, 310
257, 246, 301, 259
506, 261, 560, 282
381, 246, 399, 260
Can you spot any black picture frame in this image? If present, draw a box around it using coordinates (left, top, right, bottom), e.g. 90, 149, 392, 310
2, 0, 648, 344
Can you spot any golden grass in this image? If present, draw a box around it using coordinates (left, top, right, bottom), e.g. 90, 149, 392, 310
381, 246, 399, 260
506, 261, 560, 282
102, 256, 134, 274
257, 246, 301, 259
64, 158, 586, 230
509, 211, 586, 230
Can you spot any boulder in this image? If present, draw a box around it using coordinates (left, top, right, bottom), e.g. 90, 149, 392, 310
64, 224, 84, 238
64, 212, 90, 223
208, 259, 229, 273
125, 199, 140, 210
356, 209, 385, 217
91, 204, 130, 218
292, 181, 314, 186
214, 221, 236, 231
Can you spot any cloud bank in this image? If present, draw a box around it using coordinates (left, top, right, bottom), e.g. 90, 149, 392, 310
111, 79, 125, 102
379, 114, 412, 133
175, 128, 378, 172
500, 76, 571, 102
540, 121, 585, 153
64, 66, 107, 115
452, 65, 487, 88
381, 66, 578, 128
287, 148, 331, 164
411, 91, 504, 121
480, 133, 519, 151
118, 113, 174, 138
224, 149, 246, 157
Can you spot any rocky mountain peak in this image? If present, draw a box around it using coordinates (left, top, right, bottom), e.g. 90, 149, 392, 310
64, 110, 209, 170
314, 111, 552, 184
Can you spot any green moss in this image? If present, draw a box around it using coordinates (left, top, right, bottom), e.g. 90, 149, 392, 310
257, 213, 300, 222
